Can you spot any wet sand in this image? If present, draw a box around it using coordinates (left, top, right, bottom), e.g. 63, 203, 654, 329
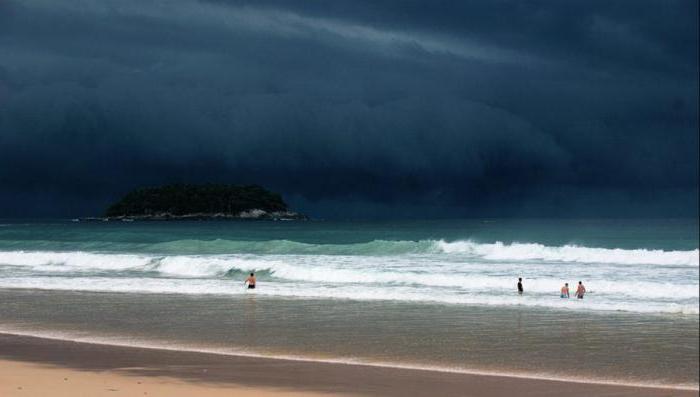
0, 333, 695, 397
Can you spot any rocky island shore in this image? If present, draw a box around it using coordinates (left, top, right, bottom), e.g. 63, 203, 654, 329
80, 184, 306, 221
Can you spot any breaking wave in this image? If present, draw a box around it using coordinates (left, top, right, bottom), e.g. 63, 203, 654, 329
1, 239, 697, 265
435, 241, 699, 266
0, 241, 697, 314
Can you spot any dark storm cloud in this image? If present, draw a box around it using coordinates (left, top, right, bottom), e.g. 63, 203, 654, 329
0, 0, 697, 217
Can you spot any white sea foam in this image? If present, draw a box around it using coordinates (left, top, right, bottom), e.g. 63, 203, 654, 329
1, 239, 697, 266
0, 250, 154, 271
0, 243, 697, 314
20, 237, 691, 265
2, 250, 698, 296
0, 276, 698, 314
436, 240, 699, 266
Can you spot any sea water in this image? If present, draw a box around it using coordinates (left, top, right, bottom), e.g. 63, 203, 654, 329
0, 219, 697, 387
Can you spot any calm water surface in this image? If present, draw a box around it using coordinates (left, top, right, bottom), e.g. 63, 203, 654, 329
0, 290, 697, 388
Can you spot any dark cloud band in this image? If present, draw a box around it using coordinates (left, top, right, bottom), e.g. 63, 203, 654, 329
0, 0, 697, 217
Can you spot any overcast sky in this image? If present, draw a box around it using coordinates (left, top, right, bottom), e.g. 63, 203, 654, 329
0, 0, 697, 218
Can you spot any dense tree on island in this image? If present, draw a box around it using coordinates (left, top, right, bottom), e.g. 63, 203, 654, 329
104, 184, 295, 219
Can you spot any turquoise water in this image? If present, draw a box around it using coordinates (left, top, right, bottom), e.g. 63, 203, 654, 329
0, 219, 697, 313
1, 218, 697, 251
0, 219, 698, 387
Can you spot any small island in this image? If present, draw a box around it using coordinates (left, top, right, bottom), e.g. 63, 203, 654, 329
88, 184, 306, 221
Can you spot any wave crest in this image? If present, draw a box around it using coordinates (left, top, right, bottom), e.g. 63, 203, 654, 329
436, 241, 699, 266
0, 238, 697, 268
142, 238, 700, 266
0, 246, 698, 313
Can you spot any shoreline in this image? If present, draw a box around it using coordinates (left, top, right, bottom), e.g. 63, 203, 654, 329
1, 328, 697, 391
0, 332, 696, 396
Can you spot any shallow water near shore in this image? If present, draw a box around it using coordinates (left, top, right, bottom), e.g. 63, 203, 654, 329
0, 289, 697, 388
0, 219, 697, 387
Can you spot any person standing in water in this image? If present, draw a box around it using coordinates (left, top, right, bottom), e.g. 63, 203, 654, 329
560, 283, 570, 298
575, 281, 586, 299
517, 278, 523, 295
245, 272, 256, 289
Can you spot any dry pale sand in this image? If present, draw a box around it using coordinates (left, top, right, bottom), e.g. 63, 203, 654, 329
0, 359, 349, 397
0, 333, 696, 397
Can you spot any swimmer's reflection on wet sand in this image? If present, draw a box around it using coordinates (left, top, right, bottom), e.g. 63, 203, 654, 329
244, 293, 258, 346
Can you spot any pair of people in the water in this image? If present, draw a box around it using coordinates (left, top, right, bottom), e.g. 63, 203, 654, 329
561, 281, 586, 299
518, 278, 586, 299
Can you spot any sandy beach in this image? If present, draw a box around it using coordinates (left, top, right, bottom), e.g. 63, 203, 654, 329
0, 360, 341, 397
0, 333, 695, 397
2, 0, 698, 393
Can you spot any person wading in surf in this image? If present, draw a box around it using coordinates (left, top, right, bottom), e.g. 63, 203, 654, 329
575, 281, 586, 299
517, 278, 523, 295
560, 283, 570, 298
245, 272, 256, 289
